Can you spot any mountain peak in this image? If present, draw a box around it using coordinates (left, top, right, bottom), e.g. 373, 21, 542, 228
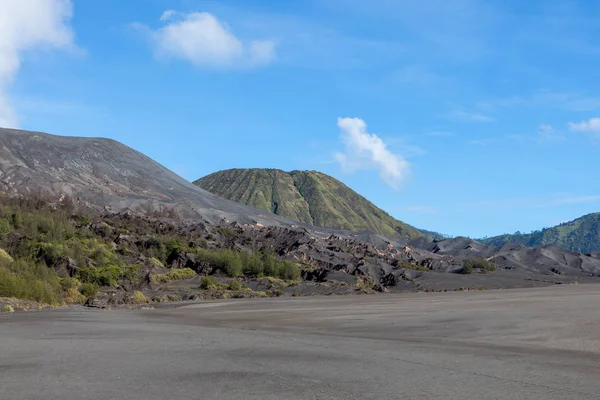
194, 168, 424, 241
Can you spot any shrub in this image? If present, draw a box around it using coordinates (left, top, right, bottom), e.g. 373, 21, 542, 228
277, 261, 301, 281
462, 263, 473, 274
0, 260, 61, 305
2, 305, 14, 313
0, 218, 10, 235
63, 288, 87, 305
200, 275, 219, 290
133, 290, 150, 304
60, 277, 81, 292
228, 279, 241, 291
77, 265, 122, 286
195, 249, 243, 277
0, 248, 13, 263
151, 268, 196, 284
79, 282, 98, 298
462, 258, 496, 274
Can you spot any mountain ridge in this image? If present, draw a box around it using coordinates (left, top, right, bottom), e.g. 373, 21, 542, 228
480, 212, 600, 253
194, 168, 425, 242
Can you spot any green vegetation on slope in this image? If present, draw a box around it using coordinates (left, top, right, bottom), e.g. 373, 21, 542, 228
195, 169, 424, 241
0, 194, 303, 305
480, 213, 600, 253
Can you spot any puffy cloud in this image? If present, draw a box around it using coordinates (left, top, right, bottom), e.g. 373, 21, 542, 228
0, 0, 75, 127
139, 11, 275, 68
334, 117, 410, 190
569, 117, 600, 138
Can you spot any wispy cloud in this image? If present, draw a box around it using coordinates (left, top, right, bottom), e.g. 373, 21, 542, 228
0, 0, 75, 128
334, 117, 410, 190
486, 91, 600, 113
537, 124, 564, 142
568, 117, 600, 140
447, 109, 495, 123
134, 11, 275, 69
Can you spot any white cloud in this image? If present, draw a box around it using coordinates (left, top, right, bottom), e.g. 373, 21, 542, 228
0, 0, 75, 128
569, 117, 600, 138
334, 117, 410, 190
139, 11, 276, 68
160, 10, 177, 21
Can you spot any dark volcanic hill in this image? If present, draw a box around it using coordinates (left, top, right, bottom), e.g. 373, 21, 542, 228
194, 168, 424, 242
480, 213, 600, 254
0, 128, 294, 227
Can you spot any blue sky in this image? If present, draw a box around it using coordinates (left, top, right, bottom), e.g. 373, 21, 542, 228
2, 0, 600, 238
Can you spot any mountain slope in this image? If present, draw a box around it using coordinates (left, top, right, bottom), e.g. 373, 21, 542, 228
0, 128, 292, 227
480, 213, 600, 254
410, 236, 600, 277
194, 168, 424, 241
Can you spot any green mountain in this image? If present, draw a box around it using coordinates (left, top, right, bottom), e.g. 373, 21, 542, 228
480, 213, 600, 253
194, 169, 425, 241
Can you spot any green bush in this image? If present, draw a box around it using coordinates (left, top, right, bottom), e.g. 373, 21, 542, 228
195, 249, 243, 277
277, 261, 301, 281
133, 290, 150, 304
151, 268, 196, 284
228, 279, 241, 291
2, 305, 14, 313
60, 276, 80, 291
462, 262, 473, 274
0, 260, 61, 304
200, 275, 219, 290
77, 264, 122, 286
79, 282, 98, 298
462, 258, 496, 274
0, 218, 10, 235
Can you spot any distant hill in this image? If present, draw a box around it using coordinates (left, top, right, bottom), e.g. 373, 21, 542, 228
409, 236, 600, 277
480, 213, 600, 254
194, 168, 425, 242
